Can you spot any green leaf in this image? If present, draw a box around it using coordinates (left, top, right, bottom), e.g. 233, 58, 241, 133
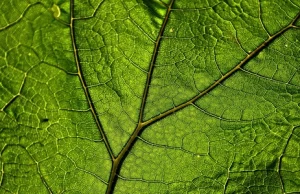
1, 0, 300, 193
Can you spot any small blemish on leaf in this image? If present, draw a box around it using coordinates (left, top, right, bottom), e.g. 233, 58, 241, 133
169, 28, 174, 33
41, 118, 49, 122
50, 4, 61, 18
257, 52, 265, 60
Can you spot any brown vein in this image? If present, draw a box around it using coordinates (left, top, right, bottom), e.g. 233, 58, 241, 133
105, 0, 175, 193
69, 0, 114, 160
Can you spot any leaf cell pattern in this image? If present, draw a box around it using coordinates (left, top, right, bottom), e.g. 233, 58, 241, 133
0, 0, 300, 193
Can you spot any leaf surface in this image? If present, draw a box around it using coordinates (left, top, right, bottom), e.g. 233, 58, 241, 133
1, 0, 300, 193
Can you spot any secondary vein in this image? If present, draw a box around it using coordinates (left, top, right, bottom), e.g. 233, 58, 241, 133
137, 0, 175, 123
142, 10, 300, 127
69, 0, 115, 160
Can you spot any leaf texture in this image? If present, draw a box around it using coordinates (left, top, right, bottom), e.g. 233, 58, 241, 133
0, 0, 300, 193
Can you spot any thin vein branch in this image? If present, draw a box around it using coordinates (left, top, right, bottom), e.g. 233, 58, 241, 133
278, 126, 298, 193
1, 66, 31, 112
0, 2, 41, 32
69, 0, 114, 160
258, 0, 271, 37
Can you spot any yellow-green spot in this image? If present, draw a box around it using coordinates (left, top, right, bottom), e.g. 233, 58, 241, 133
257, 51, 266, 60
51, 4, 61, 18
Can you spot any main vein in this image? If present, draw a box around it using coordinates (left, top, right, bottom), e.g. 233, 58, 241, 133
69, 0, 114, 160
106, 0, 175, 193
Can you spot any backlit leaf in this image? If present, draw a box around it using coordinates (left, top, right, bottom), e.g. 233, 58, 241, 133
1, 0, 300, 193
